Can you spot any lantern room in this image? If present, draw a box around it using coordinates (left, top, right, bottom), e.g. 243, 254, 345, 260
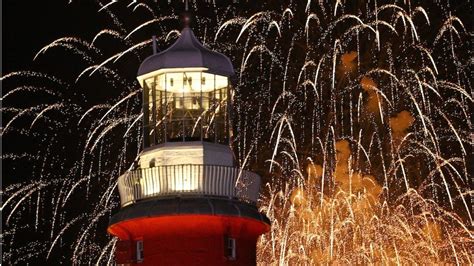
137, 27, 235, 147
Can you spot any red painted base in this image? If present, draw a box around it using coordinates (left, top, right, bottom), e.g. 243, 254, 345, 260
108, 215, 270, 265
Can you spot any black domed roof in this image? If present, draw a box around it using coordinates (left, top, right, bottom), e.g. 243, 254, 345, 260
138, 28, 235, 77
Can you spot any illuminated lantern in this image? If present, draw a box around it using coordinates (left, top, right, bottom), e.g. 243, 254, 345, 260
107, 9, 270, 266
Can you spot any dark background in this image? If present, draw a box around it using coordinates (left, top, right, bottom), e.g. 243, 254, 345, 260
4, 0, 99, 73
4, 0, 472, 77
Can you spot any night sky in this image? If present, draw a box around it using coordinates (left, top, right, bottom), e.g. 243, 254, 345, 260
4, 0, 101, 73
3, 0, 259, 73
4, 0, 472, 76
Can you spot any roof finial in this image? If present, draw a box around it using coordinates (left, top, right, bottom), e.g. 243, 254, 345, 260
180, 0, 193, 28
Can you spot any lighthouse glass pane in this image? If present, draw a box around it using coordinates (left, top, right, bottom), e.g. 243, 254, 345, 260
143, 69, 230, 147
201, 72, 215, 92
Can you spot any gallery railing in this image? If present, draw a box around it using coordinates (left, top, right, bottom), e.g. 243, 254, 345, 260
117, 164, 261, 207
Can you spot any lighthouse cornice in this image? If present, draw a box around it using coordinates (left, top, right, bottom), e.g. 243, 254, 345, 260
109, 196, 270, 229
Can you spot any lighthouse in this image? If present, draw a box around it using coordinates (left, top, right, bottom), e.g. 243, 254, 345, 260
107, 10, 270, 266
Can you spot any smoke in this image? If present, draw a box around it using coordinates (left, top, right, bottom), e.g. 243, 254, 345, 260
338, 51, 358, 74
264, 137, 469, 264
361, 76, 382, 114
334, 140, 382, 208
389, 110, 414, 142
295, 140, 382, 210
422, 222, 442, 242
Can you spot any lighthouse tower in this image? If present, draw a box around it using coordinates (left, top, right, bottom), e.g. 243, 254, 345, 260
107, 11, 270, 266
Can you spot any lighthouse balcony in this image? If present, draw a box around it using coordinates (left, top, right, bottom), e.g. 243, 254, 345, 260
117, 164, 261, 207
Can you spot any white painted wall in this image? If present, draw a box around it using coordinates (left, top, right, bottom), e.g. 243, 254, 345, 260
138, 141, 234, 169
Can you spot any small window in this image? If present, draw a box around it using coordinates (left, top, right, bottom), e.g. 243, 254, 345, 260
201, 77, 206, 85
224, 237, 236, 260
170, 78, 174, 87
136, 240, 144, 263
187, 77, 192, 85
149, 159, 155, 168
